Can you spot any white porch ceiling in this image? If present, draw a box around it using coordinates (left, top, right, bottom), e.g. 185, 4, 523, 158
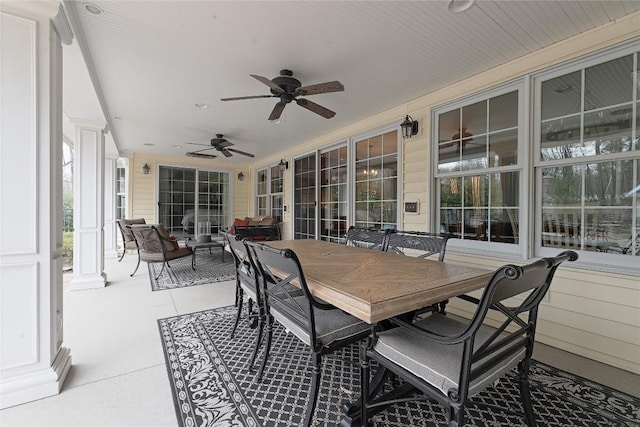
62, 0, 640, 164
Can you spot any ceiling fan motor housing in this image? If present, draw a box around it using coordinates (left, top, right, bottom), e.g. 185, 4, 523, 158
271, 69, 301, 96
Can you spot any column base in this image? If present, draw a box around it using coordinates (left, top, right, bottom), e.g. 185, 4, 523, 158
68, 272, 107, 290
0, 347, 72, 409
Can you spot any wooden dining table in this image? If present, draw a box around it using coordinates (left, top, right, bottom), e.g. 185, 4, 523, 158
265, 239, 493, 324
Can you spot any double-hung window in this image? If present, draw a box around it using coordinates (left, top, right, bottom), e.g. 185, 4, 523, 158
434, 84, 523, 252
534, 46, 639, 268
255, 164, 284, 222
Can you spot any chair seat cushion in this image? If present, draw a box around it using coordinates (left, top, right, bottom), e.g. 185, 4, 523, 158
164, 247, 192, 260
270, 296, 368, 346
373, 313, 525, 398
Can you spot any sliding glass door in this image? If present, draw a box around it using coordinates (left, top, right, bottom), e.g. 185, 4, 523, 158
293, 154, 317, 239
158, 166, 230, 237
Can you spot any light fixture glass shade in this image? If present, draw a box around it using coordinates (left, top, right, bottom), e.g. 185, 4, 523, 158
142, 163, 150, 174
278, 159, 288, 171
401, 115, 418, 139
237, 171, 244, 181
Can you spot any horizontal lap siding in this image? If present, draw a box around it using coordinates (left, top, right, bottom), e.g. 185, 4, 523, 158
445, 253, 640, 373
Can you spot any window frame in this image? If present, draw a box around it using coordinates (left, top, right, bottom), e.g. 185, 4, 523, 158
351, 125, 403, 231
255, 162, 284, 221
431, 80, 529, 259
532, 41, 639, 270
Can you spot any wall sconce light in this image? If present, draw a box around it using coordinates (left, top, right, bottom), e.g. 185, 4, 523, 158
142, 163, 150, 175
237, 171, 245, 181
278, 159, 289, 171
401, 115, 419, 139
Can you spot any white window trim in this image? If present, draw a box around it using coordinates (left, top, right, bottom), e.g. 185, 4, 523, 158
431, 79, 528, 259
350, 123, 403, 229
531, 41, 639, 272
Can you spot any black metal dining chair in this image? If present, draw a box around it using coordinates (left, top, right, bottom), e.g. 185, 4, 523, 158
385, 230, 452, 261
246, 240, 371, 427
344, 226, 390, 251
385, 230, 453, 314
360, 250, 578, 427
221, 231, 265, 371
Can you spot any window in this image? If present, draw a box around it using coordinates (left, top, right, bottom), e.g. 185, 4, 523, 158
535, 49, 639, 266
354, 130, 399, 230
256, 168, 268, 217
115, 164, 126, 220
255, 164, 284, 222
435, 87, 521, 247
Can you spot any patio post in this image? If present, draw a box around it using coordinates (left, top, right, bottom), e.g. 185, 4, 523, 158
0, 0, 73, 408
68, 120, 107, 289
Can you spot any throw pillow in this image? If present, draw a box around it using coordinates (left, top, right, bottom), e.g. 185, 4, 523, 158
230, 218, 249, 235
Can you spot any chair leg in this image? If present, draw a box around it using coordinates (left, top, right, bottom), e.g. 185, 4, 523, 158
130, 255, 141, 277
360, 347, 371, 427
304, 352, 322, 427
155, 261, 167, 280
450, 405, 465, 427
248, 309, 265, 370
230, 286, 243, 338
518, 360, 537, 427
256, 314, 273, 381
118, 249, 125, 262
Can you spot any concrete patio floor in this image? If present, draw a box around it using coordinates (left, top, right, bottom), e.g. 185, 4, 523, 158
0, 253, 637, 426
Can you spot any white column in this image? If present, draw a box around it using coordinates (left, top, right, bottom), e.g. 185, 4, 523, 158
103, 155, 118, 259
0, 1, 72, 408
69, 121, 107, 289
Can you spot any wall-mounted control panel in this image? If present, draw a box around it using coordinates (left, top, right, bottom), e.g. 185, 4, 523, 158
404, 201, 419, 214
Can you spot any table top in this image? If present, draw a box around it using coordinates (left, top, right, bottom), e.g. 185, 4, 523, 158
186, 237, 224, 249
265, 239, 493, 324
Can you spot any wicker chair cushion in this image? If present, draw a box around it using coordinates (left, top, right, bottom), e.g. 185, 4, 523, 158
374, 313, 525, 397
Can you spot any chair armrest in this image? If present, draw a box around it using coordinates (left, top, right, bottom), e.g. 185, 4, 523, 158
387, 314, 475, 345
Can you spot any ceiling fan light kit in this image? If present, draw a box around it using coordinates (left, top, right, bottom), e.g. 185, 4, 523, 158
221, 69, 344, 121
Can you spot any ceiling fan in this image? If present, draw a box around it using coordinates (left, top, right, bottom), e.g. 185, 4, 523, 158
185, 134, 255, 159
221, 69, 344, 120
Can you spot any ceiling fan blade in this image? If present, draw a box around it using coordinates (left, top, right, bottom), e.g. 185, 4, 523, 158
186, 142, 210, 147
189, 147, 216, 154
186, 152, 217, 159
296, 98, 336, 119
251, 74, 284, 94
227, 148, 255, 158
296, 81, 344, 96
269, 101, 287, 121
220, 149, 233, 158
221, 95, 273, 101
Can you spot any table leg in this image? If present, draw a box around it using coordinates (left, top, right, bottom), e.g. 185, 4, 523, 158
191, 249, 196, 270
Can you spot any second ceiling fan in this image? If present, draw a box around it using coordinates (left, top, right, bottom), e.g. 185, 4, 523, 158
221, 69, 344, 120
185, 134, 254, 159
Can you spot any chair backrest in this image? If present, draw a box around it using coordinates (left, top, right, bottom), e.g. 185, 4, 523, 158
118, 218, 146, 243
345, 226, 389, 251
385, 230, 452, 261
221, 231, 259, 293
128, 224, 174, 256
246, 241, 333, 349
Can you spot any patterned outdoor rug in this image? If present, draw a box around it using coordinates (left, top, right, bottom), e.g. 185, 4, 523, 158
147, 252, 235, 291
158, 305, 639, 427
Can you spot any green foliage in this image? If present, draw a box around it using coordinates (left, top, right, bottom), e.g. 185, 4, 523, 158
62, 231, 73, 258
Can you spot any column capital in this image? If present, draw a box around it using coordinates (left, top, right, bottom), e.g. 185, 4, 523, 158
68, 117, 107, 132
